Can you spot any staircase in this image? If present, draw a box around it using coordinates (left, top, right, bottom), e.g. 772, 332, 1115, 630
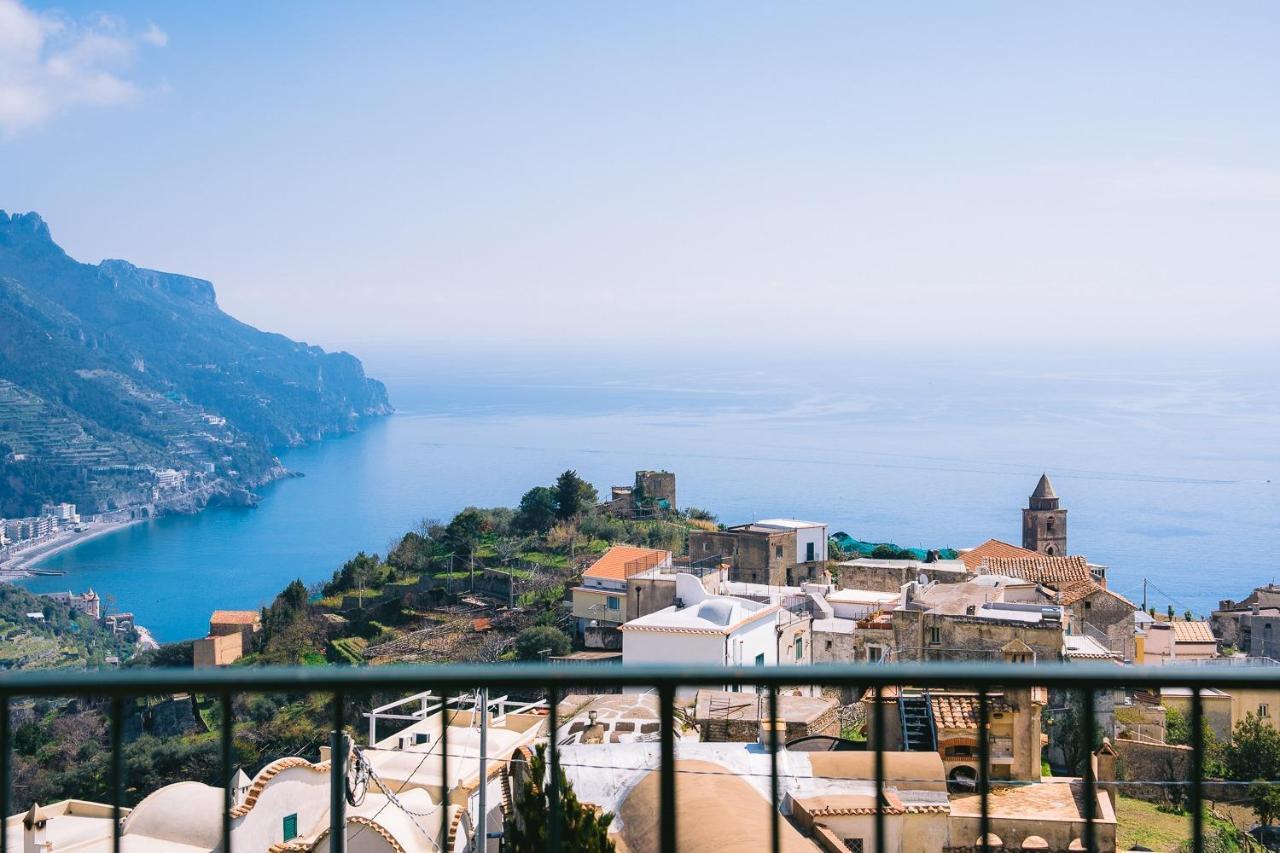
705, 695, 734, 742
899, 690, 937, 752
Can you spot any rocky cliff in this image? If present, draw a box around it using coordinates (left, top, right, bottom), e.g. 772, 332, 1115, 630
0, 211, 391, 516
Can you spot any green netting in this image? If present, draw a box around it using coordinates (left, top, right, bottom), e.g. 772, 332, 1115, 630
829, 531, 957, 562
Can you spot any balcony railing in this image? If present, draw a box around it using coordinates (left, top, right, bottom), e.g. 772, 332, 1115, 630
0, 661, 1265, 853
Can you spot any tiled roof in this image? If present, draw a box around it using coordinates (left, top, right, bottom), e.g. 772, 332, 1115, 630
930, 693, 1011, 730
210, 610, 260, 625
1172, 621, 1216, 643
979, 555, 1098, 605
231, 756, 330, 818
957, 539, 1038, 572
583, 545, 670, 581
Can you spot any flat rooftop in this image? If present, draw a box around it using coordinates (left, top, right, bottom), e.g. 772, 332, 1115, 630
950, 780, 1116, 825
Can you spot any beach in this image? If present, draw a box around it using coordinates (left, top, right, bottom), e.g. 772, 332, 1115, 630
0, 517, 143, 580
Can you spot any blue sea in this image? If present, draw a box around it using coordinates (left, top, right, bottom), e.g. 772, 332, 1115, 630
19, 349, 1280, 642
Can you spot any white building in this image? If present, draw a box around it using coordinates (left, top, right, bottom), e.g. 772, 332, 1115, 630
620, 574, 788, 695
755, 518, 829, 565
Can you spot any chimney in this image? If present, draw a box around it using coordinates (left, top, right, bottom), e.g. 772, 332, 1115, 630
759, 717, 785, 748
588, 710, 598, 727
23, 802, 49, 853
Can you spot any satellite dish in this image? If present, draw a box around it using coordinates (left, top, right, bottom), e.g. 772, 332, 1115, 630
918, 573, 929, 586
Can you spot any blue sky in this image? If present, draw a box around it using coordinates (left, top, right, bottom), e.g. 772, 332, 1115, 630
2, 1, 1277, 355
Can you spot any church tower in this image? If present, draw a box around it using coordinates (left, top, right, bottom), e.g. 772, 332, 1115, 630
1022, 473, 1067, 556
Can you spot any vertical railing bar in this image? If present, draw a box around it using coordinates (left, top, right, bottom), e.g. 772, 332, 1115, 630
547, 685, 561, 853
658, 684, 677, 853
330, 690, 345, 853
440, 689, 450, 853
1190, 687, 1205, 853
768, 685, 780, 853
873, 685, 885, 853
220, 690, 233, 853
1082, 686, 1097, 853
1, 694, 9, 853
978, 689, 990, 853
110, 694, 124, 853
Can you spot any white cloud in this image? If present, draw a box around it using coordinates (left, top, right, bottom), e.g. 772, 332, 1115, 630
0, 0, 165, 138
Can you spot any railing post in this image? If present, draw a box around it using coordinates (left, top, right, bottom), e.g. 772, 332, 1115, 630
978, 689, 990, 853
1190, 687, 1205, 853
1081, 687, 1096, 853
440, 690, 450, 853
768, 686, 780, 853
1, 694, 9, 853
221, 690, 234, 853
330, 690, 345, 853
873, 684, 885, 853
110, 694, 124, 853
547, 686, 560, 853
658, 684, 677, 853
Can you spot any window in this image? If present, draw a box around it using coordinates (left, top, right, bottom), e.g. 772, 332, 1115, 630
1047, 517, 1055, 530
806, 542, 815, 562
1085, 601, 1092, 610
928, 627, 941, 645
283, 814, 298, 841
775, 545, 784, 558
607, 596, 620, 611
1261, 703, 1271, 718
703, 541, 711, 552
867, 646, 883, 663
825, 640, 833, 651
755, 653, 766, 666
844, 840, 865, 853
795, 636, 804, 662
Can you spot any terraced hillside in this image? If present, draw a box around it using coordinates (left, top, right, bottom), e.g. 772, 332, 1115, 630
0, 211, 391, 517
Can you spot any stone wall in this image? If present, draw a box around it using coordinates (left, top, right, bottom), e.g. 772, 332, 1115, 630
1113, 738, 1191, 804
834, 561, 968, 593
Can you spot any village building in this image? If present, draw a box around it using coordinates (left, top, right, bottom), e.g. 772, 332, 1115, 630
40, 588, 101, 620
832, 556, 969, 593
619, 574, 810, 695
890, 576, 1067, 663
1212, 585, 1280, 656
1022, 473, 1068, 557
604, 469, 677, 518
689, 518, 828, 586
570, 545, 671, 636
1141, 619, 1219, 664
978, 554, 1138, 661
193, 610, 262, 668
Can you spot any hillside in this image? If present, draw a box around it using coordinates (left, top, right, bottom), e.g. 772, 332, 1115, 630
0, 211, 391, 517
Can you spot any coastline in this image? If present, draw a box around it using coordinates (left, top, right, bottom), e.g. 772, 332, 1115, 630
0, 517, 146, 581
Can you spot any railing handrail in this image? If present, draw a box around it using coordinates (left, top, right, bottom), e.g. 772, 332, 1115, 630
0, 660, 1275, 696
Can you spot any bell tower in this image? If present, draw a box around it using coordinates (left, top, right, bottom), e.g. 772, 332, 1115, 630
1022, 473, 1067, 556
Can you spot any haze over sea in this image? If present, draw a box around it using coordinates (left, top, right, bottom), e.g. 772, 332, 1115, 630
20, 349, 1280, 642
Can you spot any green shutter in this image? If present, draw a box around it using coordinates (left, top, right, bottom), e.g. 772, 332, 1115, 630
283, 814, 298, 841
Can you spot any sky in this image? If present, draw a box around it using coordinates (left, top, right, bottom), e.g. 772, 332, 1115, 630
1, 1, 1278, 358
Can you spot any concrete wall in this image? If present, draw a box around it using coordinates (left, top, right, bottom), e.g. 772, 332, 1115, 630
894, 610, 1065, 663
834, 561, 968, 593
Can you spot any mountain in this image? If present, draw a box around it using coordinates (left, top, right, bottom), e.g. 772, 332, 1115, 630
0, 211, 391, 518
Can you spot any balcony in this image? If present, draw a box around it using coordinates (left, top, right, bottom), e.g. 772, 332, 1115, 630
0, 662, 1263, 852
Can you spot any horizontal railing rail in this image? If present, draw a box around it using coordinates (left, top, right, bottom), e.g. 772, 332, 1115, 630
0, 661, 1268, 853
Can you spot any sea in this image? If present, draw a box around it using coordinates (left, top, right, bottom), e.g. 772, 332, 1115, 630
18, 348, 1280, 643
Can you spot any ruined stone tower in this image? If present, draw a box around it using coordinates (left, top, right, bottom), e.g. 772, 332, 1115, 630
1022, 473, 1067, 556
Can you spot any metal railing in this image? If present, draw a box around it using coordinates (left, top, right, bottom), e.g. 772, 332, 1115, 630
0, 661, 1270, 852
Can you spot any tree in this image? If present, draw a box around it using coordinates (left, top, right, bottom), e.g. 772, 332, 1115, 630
554, 470, 595, 520
505, 743, 615, 852
514, 625, 571, 661
1222, 713, 1280, 825
515, 487, 559, 535
444, 508, 488, 557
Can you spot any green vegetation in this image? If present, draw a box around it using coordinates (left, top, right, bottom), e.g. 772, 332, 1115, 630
1116, 796, 1244, 852
514, 625, 572, 661
505, 743, 615, 852
1221, 713, 1280, 825
0, 586, 135, 670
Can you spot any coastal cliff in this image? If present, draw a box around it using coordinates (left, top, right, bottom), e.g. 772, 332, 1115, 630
0, 211, 391, 518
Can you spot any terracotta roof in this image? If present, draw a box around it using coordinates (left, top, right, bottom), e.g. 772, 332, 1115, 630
230, 757, 330, 818
583, 545, 670, 581
979, 555, 1099, 605
1172, 621, 1216, 644
958, 539, 1038, 572
930, 693, 1012, 730
210, 610, 260, 626
792, 793, 949, 817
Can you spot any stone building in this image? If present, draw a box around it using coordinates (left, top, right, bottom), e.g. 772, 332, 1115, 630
1212, 584, 1280, 655
979, 554, 1138, 661
1022, 473, 1068, 556
833, 557, 969, 593
688, 518, 827, 586
605, 470, 677, 518
891, 576, 1068, 664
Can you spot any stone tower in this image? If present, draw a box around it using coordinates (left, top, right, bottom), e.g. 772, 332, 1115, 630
1022, 473, 1067, 556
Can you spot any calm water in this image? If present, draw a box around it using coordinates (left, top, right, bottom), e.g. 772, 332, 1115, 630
20, 351, 1280, 642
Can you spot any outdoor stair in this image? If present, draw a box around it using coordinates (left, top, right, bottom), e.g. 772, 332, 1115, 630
899, 690, 937, 752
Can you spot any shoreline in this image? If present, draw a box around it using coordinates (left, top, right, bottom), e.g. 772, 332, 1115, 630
0, 517, 146, 580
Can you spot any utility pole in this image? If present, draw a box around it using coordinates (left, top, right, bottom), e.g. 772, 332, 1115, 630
1142, 578, 1147, 612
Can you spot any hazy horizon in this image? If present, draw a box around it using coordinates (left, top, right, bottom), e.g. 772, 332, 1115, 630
3, 1, 1278, 355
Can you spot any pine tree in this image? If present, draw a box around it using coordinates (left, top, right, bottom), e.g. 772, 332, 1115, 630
505, 743, 615, 852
